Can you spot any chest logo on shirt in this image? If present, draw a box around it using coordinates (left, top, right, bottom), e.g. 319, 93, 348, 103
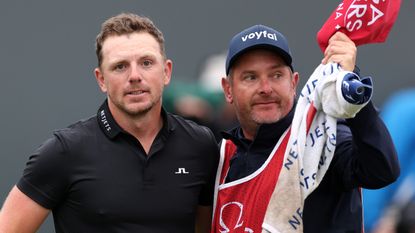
174, 168, 189, 174
219, 201, 254, 233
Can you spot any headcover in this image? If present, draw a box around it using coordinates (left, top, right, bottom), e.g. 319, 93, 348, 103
225, 25, 293, 75
317, 0, 401, 52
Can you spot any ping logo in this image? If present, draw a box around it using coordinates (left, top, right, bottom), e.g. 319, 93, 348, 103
241, 30, 278, 42
175, 168, 189, 174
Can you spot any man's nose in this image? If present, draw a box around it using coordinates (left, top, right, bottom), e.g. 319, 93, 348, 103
129, 65, 142, 82
258, 78, 272, 95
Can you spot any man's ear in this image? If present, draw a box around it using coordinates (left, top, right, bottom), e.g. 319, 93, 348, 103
94, 67, 107, 93
221, 77, 233, 104
163, 59, 173, 86
292, 72, 300, 90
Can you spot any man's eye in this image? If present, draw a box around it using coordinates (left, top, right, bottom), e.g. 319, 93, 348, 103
114, 64, 126, 71
142, 60, 153, 67
273, 73, 282, 79
243, 75, 256, 81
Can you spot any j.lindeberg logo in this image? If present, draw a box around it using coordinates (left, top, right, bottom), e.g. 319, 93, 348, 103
175, 168, 189, 174
241, 30, 278, 42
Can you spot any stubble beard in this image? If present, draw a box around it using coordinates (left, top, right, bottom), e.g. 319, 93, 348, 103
124, 97, 162, 118
251, 111, 281, 125
110, 92, 162, 119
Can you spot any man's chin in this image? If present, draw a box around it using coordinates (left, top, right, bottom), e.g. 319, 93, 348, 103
252, 114, 281, 124
123, 105, 152, 117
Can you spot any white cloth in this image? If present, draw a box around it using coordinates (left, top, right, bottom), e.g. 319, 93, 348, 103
262, 63, 371, 233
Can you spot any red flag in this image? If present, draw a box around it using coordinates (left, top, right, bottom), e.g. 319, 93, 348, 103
317, 0, 401, 52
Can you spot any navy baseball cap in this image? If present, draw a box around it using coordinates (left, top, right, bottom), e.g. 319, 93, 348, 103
225, 24, 293, 75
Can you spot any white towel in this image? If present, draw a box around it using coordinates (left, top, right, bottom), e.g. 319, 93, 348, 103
262, 63, 372, 233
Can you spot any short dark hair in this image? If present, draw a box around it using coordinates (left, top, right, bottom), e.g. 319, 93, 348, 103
95, 13, 166, 67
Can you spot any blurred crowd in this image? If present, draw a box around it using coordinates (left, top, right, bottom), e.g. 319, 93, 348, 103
163, 52, 238, 142
364, 89, 415, 233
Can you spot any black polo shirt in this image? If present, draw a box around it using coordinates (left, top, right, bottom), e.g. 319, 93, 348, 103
17, 100, 219, 233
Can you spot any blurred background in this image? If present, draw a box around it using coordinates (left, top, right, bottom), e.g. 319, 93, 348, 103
0, 1, 414, 232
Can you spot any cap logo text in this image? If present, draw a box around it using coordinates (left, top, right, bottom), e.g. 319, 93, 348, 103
241, 30, 278, 42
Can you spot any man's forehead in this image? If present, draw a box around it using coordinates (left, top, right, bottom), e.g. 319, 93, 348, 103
101, 33, 161, 62
233, 49, 289, 67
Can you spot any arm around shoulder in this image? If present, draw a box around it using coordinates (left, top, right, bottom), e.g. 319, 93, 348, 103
0, 185, 50, 233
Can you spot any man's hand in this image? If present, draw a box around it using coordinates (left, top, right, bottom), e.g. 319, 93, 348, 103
321, 31, 357, 72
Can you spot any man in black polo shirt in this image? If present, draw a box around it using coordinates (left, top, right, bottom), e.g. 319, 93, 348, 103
0, 13, 219, 233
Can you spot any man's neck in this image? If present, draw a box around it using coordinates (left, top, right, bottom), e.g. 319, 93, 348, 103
109, 103, 163, 154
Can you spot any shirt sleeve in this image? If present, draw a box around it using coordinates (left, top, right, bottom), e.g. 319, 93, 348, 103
17, 133, 69, 209
330, 101, 400, 190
